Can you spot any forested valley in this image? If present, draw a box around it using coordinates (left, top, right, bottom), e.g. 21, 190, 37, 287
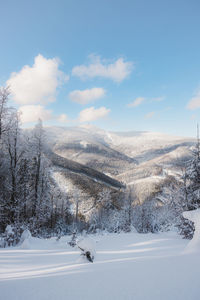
0, 87, 199, 247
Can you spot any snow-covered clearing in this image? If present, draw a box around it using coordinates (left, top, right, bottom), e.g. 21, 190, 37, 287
0, 232, 199, 300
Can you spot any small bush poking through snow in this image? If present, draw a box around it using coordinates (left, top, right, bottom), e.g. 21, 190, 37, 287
0, 225, 28, 248
77, 237, 96, 263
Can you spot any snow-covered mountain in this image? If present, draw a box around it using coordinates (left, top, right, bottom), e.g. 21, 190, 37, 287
44, 125, 194, 215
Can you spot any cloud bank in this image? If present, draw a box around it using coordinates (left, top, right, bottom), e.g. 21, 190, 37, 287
78, 106, 110, 122
72, 55, 133, 83
69, 87, 105, 105
7, 54, 69, 105
19, 105, 68, 124
19, 105, 53, 123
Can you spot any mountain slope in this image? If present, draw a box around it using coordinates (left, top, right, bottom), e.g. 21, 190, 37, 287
44, 126, 195, 209
46, 150, 125, 189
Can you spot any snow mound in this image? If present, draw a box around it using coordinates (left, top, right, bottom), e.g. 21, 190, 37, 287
183, 209, 200, 253
21, 229, 32, 242
20, 229, 32, 249
20, 239, 31, 249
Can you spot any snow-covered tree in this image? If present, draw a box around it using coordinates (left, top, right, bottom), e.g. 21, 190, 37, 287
123, 187, 136, 231
0, 86, 10, 139
184, 134, 200, 210
3, 111, 25, 223
177, 128, 200, 238
0, 97, 73, 241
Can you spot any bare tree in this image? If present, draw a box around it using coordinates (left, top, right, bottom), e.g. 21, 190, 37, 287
31, 119, 45, 216
4, 110, 24, 223
0, 87, 10, 139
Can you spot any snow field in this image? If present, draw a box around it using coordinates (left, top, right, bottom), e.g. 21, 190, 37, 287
0, 232, 200, 300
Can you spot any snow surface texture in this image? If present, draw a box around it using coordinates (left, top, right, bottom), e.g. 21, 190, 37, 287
183, 209, 200, 253
0, 232, 200, 300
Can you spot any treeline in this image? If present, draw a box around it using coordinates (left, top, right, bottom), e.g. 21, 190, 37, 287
0, 86, 199, 245
0, 87, 72, 243
128, 138, 200, 239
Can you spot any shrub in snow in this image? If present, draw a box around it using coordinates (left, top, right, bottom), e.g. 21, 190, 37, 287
68, 231, 77, 247
0, 224, 27, 247
178, 216, 194, 239
1, 225, 15, 247
77, 237, 96, 263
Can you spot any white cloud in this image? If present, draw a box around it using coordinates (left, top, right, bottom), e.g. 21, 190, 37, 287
69, 87, 105, 105
19, 105, 53, 123
78, 106, 110, 123
72, 55, 133, 83
7, 54, 69, 105
19, 105, 69, 124
128, 96, 164, 108
187, 89, 200, 110
57, 114, 68, 123
145, 111, 155, 119
128, 97, 145, 107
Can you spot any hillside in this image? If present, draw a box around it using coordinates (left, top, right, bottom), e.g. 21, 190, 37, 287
45, 126, 194, 211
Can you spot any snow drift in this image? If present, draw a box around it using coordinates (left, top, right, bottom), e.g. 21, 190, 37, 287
183, 208, 200, 253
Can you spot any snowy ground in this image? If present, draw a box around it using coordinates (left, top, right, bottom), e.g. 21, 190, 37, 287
0, 231, 200, 300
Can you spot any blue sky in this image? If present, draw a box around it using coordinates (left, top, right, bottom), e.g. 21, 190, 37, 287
1, 0, 200, 137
